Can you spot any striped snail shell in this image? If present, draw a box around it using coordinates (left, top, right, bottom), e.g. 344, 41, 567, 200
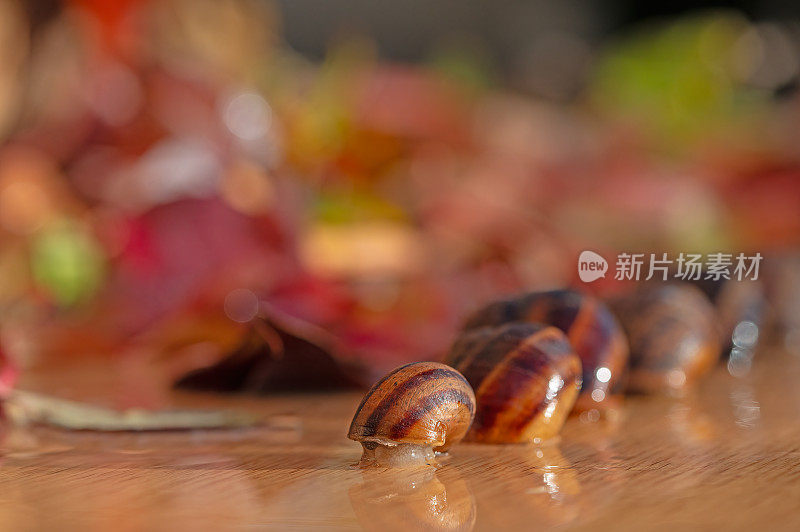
463, 289, 628, 412
611, 283, 720, 393
445, 322, 582, 443
348, 362, 476, 467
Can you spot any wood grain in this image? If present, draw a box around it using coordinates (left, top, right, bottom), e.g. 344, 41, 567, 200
1, 347, 800, 531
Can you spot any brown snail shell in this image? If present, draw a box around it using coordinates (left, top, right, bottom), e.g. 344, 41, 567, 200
445, 322, 582, 443
348, 362, 476, 467
463, 289, 628, 412
611, 283, 720, 394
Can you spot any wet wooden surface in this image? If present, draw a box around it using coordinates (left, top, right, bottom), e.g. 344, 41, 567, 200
1, 347, 800, 531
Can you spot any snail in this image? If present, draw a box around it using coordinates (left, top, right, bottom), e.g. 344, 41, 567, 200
611, 283, 720, 394
348, 362, 476, 467
463, 289, 628, 412
445, 322, 582, 443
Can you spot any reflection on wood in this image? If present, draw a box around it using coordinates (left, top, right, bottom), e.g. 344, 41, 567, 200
1, 347, 799, 530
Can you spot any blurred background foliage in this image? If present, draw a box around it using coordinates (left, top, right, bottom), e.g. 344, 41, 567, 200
0, 0, 798, 379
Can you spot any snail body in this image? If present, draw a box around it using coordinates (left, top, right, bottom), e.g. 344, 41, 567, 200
348, 362, 475, 467
445, 322, 582, 443
463, 289, 628, 412
611, 283, 720, 393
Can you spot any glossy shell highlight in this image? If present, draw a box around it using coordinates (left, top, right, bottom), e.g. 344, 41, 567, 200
463, 289, 628, 411
348, 362, 476, 452
445, 322, 582, 443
